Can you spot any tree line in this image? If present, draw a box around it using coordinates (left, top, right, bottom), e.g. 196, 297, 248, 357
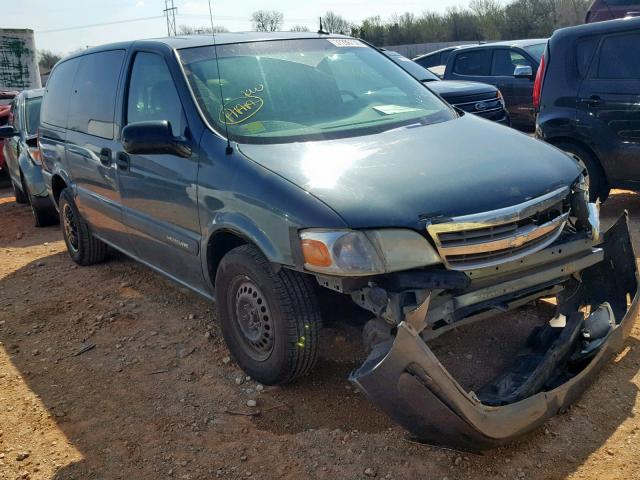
249, 0, 591, 44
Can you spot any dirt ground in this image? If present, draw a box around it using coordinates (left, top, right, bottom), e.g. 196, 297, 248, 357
1, 177, 640, 480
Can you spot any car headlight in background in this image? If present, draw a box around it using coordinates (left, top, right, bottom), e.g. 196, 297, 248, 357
299, 229, 442, 276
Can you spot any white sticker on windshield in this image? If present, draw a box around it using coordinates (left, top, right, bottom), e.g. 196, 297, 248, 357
327, 39, 365, 48
373, 105, 421, 115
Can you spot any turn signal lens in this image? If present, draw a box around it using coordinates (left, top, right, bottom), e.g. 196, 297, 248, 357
301, 239, 332, 267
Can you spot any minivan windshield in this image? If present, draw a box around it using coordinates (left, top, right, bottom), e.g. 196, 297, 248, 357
178, 38, 455, 143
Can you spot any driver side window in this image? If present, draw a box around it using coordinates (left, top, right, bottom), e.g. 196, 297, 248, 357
127, 52, 186, 137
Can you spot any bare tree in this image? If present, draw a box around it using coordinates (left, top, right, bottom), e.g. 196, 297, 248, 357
38, 50, 61, 71
322, 11, 351, 34
251, 10, 284, 32
290, 25, 310, 32
177, 24, 228, 35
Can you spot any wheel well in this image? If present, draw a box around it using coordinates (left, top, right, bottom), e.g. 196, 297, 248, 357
207, 231, 248, 286
547, 136, 608, 181
51, 175, 67, 206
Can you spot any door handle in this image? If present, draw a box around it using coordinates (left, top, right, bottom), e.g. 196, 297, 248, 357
99, 147, 112, 166
116, 152, 130, 171
580, 95, 602, 107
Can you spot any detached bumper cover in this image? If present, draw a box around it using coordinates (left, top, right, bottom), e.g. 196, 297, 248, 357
351, 214, 638, 451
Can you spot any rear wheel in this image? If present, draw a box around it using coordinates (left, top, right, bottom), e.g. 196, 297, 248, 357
215, 244, 321, 385
555, 141, 609, 202
59, 188, 107, 265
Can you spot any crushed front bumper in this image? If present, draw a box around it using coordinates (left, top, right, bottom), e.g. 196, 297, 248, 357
350, 214, 638, 451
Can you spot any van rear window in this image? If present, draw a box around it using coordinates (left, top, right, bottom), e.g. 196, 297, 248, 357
41, 58, 80, 128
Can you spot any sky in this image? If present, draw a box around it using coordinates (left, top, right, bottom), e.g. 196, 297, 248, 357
4, 0, 474, 55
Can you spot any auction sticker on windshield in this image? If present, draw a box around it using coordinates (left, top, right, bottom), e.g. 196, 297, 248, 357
327, 39, 365, 48
373, 105, 422, 115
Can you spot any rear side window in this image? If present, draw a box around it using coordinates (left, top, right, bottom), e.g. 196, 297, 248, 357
596, 33, 640, 79
41, 58, 80, 128
440, 50, 453, 65
68, 50, 125, 139
576, 36, 600, 78
491, 49, 531, 76
415, 53, 441, 68
453, 50, 492, 76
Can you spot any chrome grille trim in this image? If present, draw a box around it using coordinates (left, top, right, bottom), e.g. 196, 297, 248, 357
427, 187, 570, 270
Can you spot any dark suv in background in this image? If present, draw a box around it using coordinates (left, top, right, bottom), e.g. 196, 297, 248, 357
535, 17, 640, 201
438, 40, 547, 129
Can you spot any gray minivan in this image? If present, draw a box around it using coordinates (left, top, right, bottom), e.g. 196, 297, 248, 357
39, 33, 638, 450
0, 88, 58, 226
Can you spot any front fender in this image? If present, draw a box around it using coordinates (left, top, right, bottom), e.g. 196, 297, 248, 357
200, 211, 297, 289
18, 152, 48, 197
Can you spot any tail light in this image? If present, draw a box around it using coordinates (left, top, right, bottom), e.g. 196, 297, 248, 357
28, 147, 42, 165
37, 128, 49, 171
533, 53, 546, 111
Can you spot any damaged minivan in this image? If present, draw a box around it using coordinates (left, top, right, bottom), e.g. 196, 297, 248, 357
39, 33, 638, 450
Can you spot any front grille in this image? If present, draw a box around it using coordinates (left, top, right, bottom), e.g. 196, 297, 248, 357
427, 187, 570, 270
447, 91, 503, 115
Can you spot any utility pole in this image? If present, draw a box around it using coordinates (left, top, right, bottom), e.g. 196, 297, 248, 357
164, 0, 177, 36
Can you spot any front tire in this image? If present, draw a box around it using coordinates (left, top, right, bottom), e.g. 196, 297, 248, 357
24, 180, 58, 227
59, 188, 107, 265
215, 244, 321, 385
12, 179, 27, 204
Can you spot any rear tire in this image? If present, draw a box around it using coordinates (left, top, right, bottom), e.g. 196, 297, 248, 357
59, 188, 107, 265
555, 141, 609, 202
12, 179, 27, 204
215, 244, 321, 385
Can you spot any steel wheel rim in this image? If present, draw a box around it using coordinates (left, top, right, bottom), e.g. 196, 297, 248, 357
62, 203, 79, 253
233, 277, 274, 361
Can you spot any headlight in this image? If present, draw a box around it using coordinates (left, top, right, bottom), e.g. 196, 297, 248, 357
299, 229, 442, 276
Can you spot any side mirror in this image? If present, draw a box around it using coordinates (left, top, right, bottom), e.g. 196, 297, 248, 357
121, 121, 191, 158
0, 125, 19, 139
514, 65, 533, 79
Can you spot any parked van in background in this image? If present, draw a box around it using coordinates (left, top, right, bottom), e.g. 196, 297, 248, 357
0, 89, 57, 226
535, 17, 640, 201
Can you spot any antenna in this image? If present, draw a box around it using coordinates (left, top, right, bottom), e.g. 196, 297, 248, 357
208, 0, 233, 155
318, 17, 329, 35
163, 0, 177, 36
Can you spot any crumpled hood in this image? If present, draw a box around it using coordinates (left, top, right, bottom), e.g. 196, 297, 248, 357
237, 113, 581, 229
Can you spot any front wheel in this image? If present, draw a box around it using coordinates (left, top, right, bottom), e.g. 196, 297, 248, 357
12, 179, 27, 204
215, 244, 321, 385
24, 180, 58, 227
59, 188, 107, 265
